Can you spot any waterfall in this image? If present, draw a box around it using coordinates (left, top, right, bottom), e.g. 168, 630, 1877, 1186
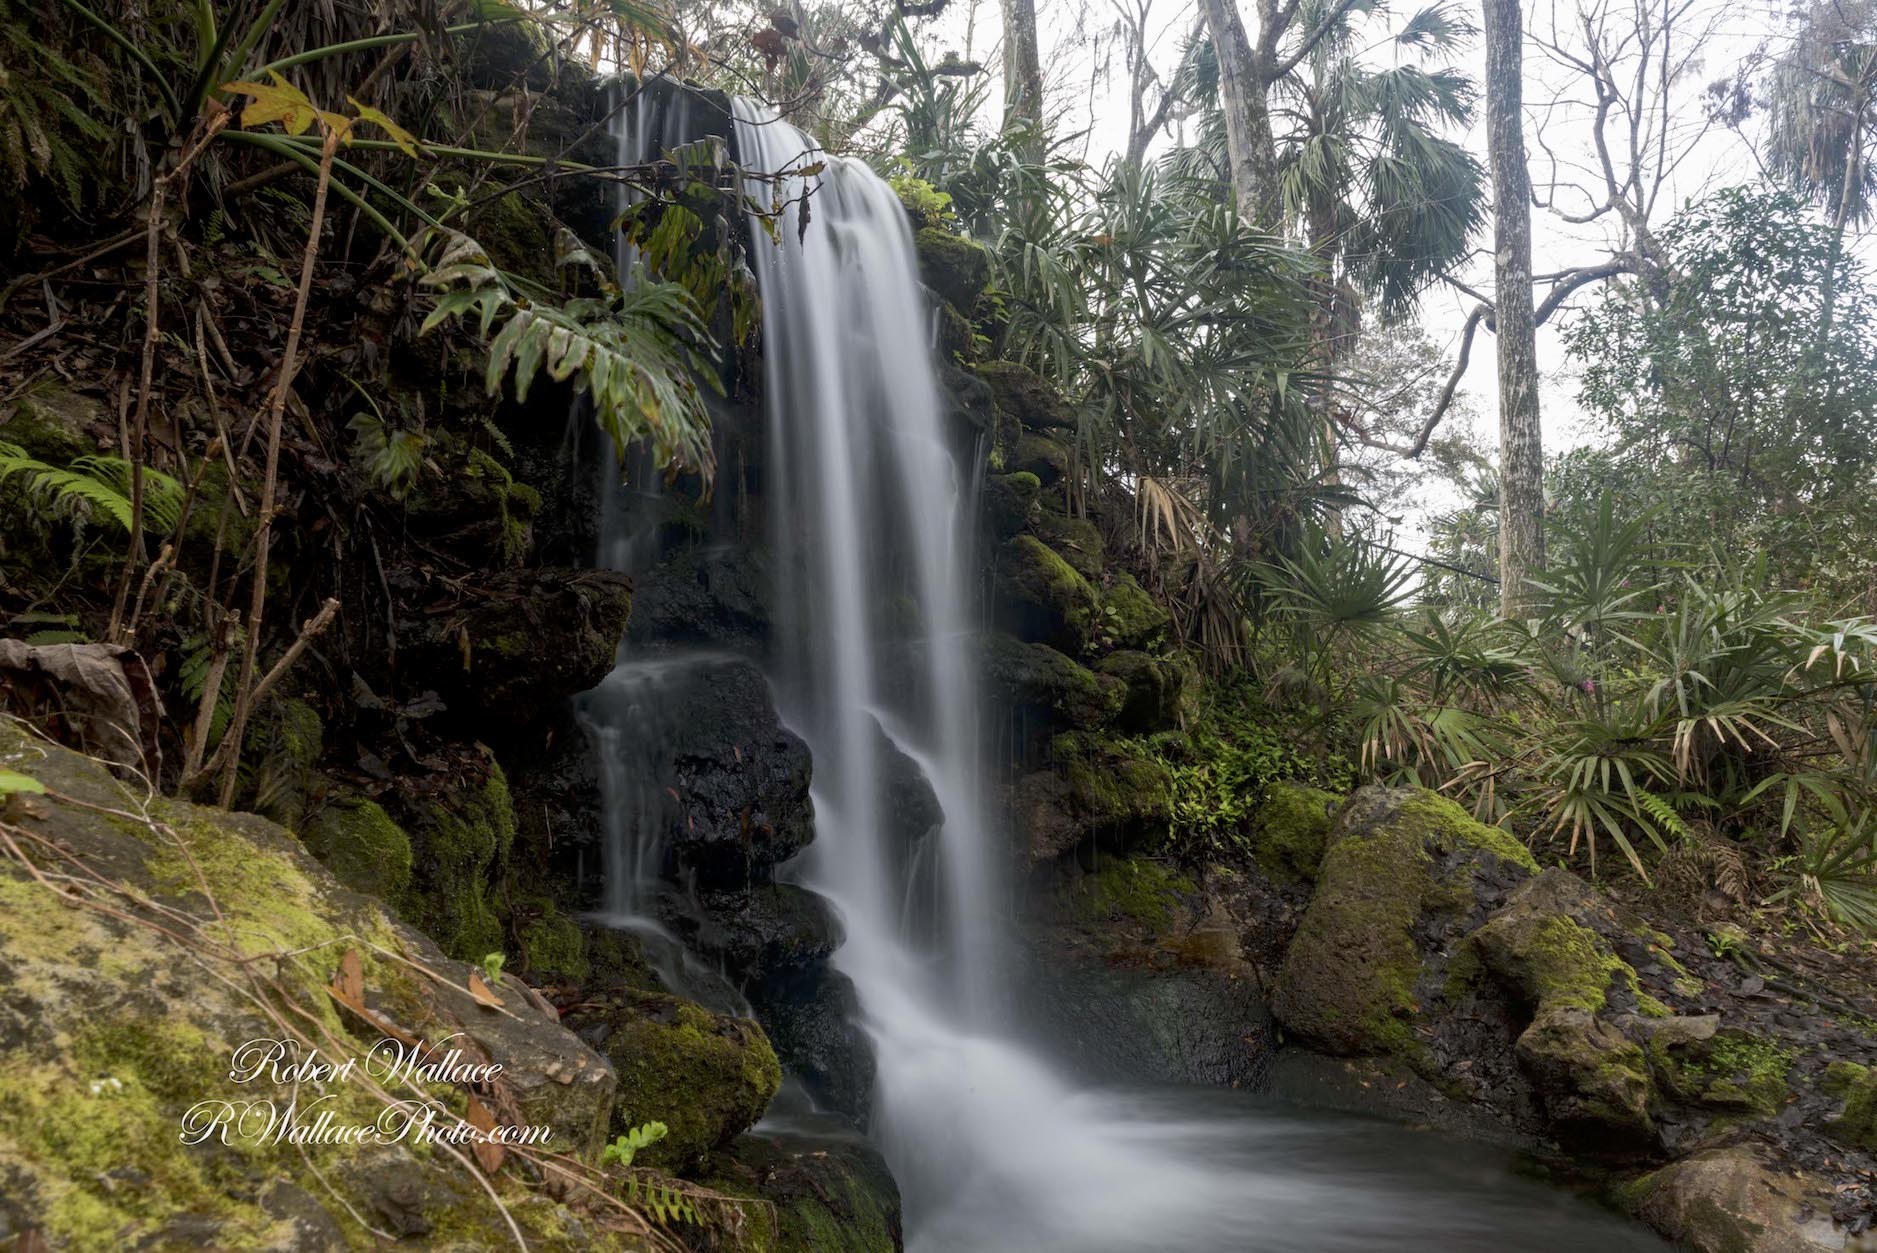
727, 101, 1217, 1252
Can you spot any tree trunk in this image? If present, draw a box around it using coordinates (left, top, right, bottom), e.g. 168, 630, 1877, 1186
1196, 0, 1279, 227
1001, 0, 1046, 137
1482, 0, 1544, 619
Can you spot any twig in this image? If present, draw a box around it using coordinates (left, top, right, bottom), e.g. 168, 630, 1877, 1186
219, 126, 340, 808
196, 597, 339, 788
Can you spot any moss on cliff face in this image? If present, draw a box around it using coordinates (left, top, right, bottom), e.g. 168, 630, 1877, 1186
996, 534, 1099, 654
1822, 1060, 1877, 1151
400, 762, 517, 963
302, 794, 413, 907
1250, 782, 1342, 883
913, 226, 992, 311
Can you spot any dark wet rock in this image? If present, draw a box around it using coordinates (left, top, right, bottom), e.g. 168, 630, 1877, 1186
584, 656, 813, 889
1031, 958, 1272, 1088
1096, 650, 1183, 733
684, 884, 846, 981
754, 964, 877, 1123
994, 534, 1099, 653
875, 718, 944, 847
565, 986, 781, 1172
626, 544, 770, 651
396, 566, 632, 736
1516, 1004, 1656, 1145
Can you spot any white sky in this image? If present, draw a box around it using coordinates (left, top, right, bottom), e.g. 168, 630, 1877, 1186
911, 0, 1824, 486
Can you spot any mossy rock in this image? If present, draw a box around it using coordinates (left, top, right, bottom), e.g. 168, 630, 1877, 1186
1007, 431, 1071, 486
468, 190, 560, 289
984, 471, 1041, 539
1014, 732, 1173, 862
708, 1131, 903, 1253
301, 792, 413, 907
1473, 871, 1647, 1015
398, 759, 517, 962
1098, 573, 1170, 651
1822, 1060, 1877, 1152
1059, 855, 1194, 934
1032, 511, 1105, 581
0, 385, 102, 462
516, 897, 592, 983
573, 988, 782, 1173
1250, 782, 1342, 883
913, 226, 992, 312
1095, 650, 1182, 733
975, 360, 1076, 433
995, 534, 1099, 654
1621, 1145, 1844, 1253
1515, 1004, 1655, 1143
0, 721, 624, 1250
1270, 786, 1537, 1058
980, 634, 1124, 732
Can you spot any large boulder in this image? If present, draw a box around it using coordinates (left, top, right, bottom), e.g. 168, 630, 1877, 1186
1247, 782, 1342, 884
914, 226, 992, 312
1622, 1145, 1856, 1253
1095, 650, 1183, 733
566, 987, 782, 1173
976, 360, 1076, 433
710, 1124, 905, 1253
1270, 786, 1538, 1057
0, 721, 626, 1249
1097, 573, 1170, 651
980, 634, 1124, 736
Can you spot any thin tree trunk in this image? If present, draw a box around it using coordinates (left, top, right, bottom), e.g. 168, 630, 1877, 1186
1001, 0, 1045, 137
1482, 0, 1544, 618
1196, 0, 1279, 227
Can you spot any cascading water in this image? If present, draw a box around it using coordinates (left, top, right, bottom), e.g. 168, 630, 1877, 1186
586, 84, 1670, 1253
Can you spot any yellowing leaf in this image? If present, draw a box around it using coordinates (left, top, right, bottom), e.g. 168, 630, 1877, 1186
348, 98, 423, 157
222, 71, 318, 136
0, 769, 44, 796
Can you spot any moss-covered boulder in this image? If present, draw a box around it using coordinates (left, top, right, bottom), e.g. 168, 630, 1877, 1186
976, 360, 1076, 433
0, 720, 627, 1249
0, 384, 103, 462
983, 471, 1041, 539
569, 988, 782, 1173
914, 226, 992, 311
1270, 786, 1537, 1058
1013, 733, 1173, 862
1249, 782, 1341, 883
709, 1130, 904, 1253
1032, 510, 1105, 581
1007, 431, 1071, 486
1097, 573, 1170, 651
980, 635, 1125, 732
1096, 650, 1183, 733
995, 534, 1099, 654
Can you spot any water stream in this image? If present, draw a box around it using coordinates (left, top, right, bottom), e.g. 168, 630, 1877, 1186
583, 87, 1666, 1252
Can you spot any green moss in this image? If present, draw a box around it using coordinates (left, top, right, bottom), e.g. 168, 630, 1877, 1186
1032, 511, 1105, 580
2, 385, 100, 462
1821, 1060, 1877, 1151
1520, 916, 1634, 1013
595, 991, 782, 1172
1252, 782, 1341, 883
1683, 1032, 1795, 1119
983, 635, 1125, 728
302, 796, 413, 907
519, 904, 590, 982
1271, 788, 1538, 1059
1063, 855, 1194, 933
913, 226, 992, 310
1099, 573, 1170, 651
998, 534, 1099, 653
400, 763, 517, 961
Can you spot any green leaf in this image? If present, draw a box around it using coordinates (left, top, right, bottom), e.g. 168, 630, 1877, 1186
0, 770, 45, 797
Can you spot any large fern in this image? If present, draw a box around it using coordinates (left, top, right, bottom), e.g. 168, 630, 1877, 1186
0, 442, 183, 534
418, 231, 720, 482
0, 1, 111, 209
